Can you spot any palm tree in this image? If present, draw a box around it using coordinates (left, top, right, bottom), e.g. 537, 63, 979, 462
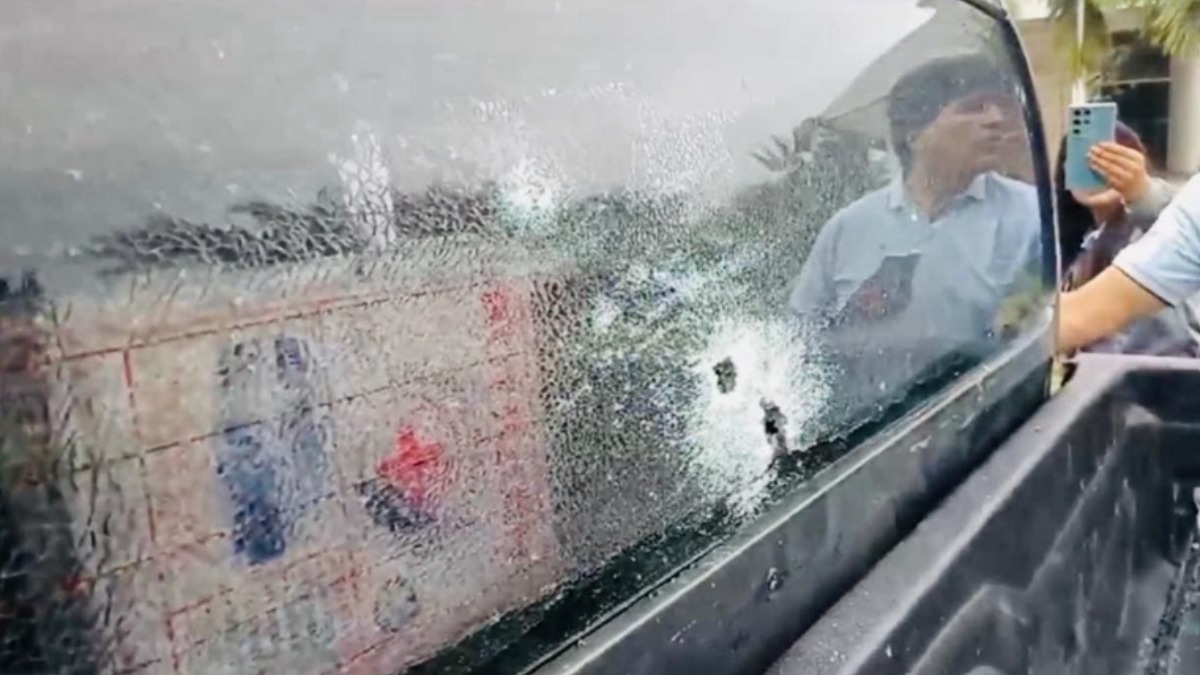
1139, 0, 1200, 54
1045, 0, 1111, 85
1044, 0, 1200, 84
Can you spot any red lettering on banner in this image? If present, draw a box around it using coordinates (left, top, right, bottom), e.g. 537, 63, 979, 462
480, 282, 539, 561
376, 427, 445, 509
481, 288, 510, 325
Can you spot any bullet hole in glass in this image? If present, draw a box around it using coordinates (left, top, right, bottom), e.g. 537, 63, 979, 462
761, 399, 789, 456
713, 357, 737, 394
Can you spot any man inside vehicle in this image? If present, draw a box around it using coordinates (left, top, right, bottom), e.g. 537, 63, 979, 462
788, 54, 1041, 417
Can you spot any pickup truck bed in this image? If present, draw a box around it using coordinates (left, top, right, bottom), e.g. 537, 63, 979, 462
770, 354, 1200, 675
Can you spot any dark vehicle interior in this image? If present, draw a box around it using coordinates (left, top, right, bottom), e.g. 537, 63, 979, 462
5, 0, 1199, 674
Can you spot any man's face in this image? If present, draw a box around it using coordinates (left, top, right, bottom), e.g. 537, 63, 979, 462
909, 89, 1023, 182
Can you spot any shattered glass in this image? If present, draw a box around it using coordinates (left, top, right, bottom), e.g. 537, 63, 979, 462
0, 0, 1052, 673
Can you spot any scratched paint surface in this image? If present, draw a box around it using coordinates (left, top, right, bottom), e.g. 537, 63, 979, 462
0, 1, 1052, 674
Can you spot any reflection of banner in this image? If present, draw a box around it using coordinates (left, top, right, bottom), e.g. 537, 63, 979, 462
44, 252, 563, 674
214, 335, 332, 565
361, 423, 445, 532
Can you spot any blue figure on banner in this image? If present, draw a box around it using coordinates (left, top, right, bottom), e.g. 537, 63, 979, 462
215, 334, 332, 565
274, 335, 333, 523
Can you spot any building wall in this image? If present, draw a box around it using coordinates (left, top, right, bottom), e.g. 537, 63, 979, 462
1015, 18, 1072, 168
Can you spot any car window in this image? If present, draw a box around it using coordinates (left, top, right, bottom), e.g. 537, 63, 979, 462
0, 0, 1051, 673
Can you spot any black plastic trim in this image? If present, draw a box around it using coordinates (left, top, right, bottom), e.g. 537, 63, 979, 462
994, 4, 1060, 286
958, 0, 1008, 21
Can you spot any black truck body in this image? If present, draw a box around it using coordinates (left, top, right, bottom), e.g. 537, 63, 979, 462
769, 355, 1200, 675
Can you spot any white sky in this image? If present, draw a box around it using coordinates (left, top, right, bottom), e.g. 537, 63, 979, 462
2, 0, 957, 253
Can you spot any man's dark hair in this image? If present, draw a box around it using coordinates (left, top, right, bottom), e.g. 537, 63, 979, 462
887, 54, 1015, 172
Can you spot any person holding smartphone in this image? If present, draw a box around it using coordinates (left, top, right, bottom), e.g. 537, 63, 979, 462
788, 54, 1041, 421
1060, 152, 1200, 354
1055, 124, 1199, 356
1059, 137, 1178, 271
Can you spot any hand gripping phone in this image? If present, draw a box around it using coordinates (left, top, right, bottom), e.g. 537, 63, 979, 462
1064, 101, 1118, 192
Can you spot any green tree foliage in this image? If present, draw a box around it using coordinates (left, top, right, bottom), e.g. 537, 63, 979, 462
1046, 0, 1200, 81
1048, 0, 1114, 81
1140, 0, 1200, 55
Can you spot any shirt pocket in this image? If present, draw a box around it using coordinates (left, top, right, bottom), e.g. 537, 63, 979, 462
830, 274, 869, 316
830, 255, 921, 322
829, 255, 884, 314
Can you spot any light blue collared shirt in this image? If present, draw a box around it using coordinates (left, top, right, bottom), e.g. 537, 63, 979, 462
787, 171, 1041, 427
789, 171, 1041, 342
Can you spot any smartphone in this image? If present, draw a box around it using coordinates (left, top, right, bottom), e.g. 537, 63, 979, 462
836, 252, 921, 325
1065, 102, 1118, 192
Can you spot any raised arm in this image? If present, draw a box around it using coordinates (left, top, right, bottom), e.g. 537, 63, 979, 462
1059, 174, 1200, 353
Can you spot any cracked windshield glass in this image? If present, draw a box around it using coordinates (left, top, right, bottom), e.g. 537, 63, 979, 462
0, 0, 1050, 673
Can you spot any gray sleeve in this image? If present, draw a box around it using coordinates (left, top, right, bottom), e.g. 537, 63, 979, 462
788, 219, 839, 318
1128, 176, 1179, 222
